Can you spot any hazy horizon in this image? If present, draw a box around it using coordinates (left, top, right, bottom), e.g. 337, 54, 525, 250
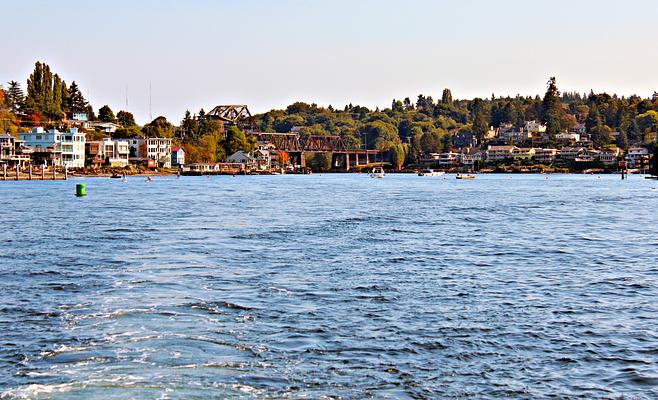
3, 0, 658, 124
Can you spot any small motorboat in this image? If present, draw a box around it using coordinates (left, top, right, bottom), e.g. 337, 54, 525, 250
110, 173, 122, 179
369, 166, 385, 178
418, 169, 445, 177
456, 173, 475, 180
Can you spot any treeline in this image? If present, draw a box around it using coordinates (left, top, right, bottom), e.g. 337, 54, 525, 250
4, 61, 93, 122
3, 62, 658, 168
1, 61, 185, 142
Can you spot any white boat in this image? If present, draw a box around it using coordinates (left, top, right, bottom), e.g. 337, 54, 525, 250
418, 169, 445, 177
456, 173, 475, 180
369, 166, 385, 178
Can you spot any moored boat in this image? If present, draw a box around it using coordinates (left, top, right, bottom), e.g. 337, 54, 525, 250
369, 166, 385, 178
456, 173, 475, 180
418, 169, 445, 177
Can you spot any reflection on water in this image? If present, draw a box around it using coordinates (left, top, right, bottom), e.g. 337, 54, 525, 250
1, 174, 657, 399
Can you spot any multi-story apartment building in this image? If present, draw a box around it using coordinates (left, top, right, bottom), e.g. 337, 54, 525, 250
128, 137, 172, 167
20, 127, 86, 168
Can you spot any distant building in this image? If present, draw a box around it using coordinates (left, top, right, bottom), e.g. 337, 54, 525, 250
71, 112, 88, 122
625, 147, 650, 169
558, 147, 586, 161
20, 127, 86, 168
486, 145, 517, 161
512, 147, 536, 160
533, 148, 558, 164
0, 133, 31, 167
524, 120, 547, 134
128, 137, 172, 168
453, 131, 477, 148
574, 149, 600, 163
599, 147, 622, 165
86, 138, 129, 167
555, 132, 580, 143
438, 152, 460, 167
171, 147, 185, 167
89, 121, 120, 133
227, 151, 256, 169
460, 151, 484, 167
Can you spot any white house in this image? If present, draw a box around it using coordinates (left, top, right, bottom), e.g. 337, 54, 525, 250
20, 127, 86, 168
128, 137, 172, 167
524, 120, 547, 133
556, 132, 580, 142
438, 152, 460, 167
171, 147, 185, 167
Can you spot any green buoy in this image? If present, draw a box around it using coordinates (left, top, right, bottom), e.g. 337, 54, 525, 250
76, 184, 86, 197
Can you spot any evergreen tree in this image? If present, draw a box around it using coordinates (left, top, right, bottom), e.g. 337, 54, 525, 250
616, 131, 628, 150
542, 77, 562, 141
586, 104, 602, 133
470, 98, 489, 142
5, 81, 24, 114
441, 88, 453, 105
67, 81, 88, 113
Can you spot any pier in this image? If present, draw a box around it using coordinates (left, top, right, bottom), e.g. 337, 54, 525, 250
1, 165, 68, 181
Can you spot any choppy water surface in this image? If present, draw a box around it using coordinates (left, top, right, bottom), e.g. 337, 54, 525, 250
1, 174, 657, 399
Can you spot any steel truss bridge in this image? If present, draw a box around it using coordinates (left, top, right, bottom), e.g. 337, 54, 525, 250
205, 105, 383, 169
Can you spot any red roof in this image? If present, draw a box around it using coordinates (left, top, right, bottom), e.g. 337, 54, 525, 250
172, 147, 182, 152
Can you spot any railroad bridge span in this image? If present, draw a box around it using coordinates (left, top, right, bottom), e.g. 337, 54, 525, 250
205, 105, 382, 170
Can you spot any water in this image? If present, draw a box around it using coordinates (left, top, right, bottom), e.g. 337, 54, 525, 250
1, 174, 657, 399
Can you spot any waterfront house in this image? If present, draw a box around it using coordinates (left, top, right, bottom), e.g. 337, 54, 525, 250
438, 152, 460, 168
524, 121, 547, 134
625, 147, 650, 169
574, 149, 600, 163
453, 132, 477, 148
128, 137, 172, 168
86, 138, 129, 167
171, 147, 185, 167
558, 146, 586, 161
227, 151, 256, 169
512, 147, 536, 160
555, 132, 580, 143
20, 127, 86, 168
0, 134, 32, 167
599, 147, 622, 165
89, 121, 120, 133
486, 145, 517, 161
460, 151, 484, 167
533, 148, 558, 164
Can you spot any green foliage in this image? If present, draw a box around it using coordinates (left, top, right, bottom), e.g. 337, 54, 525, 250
542, 77, 562, 140
117, 111, 136, 127
651, 144, 658, 176
390, 143, 409, 170
470, 98, 489, 141
98, 105, 116, 123
113, 125, 142, 139
224, 125, 256, 155
142, 116, 174, 138
5, 81, 25, 114
305, 152, 333, 172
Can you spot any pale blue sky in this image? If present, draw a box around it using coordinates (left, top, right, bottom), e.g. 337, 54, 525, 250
3, 0, 657, 124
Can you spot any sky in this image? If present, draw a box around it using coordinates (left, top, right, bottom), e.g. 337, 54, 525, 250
2, 0, 658, 125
